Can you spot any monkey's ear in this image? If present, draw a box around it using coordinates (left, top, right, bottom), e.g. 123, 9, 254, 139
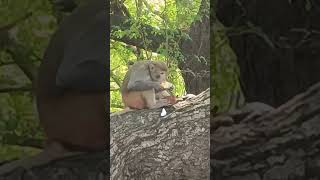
127, 61, 134, 66
148, 63, 155, 71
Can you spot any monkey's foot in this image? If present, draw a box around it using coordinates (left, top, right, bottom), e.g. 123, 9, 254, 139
122, 107, 134, 112
111, 107, 135, 117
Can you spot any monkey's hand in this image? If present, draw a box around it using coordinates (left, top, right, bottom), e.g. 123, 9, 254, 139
161, 81, 174, 91
152, 98, 170, 109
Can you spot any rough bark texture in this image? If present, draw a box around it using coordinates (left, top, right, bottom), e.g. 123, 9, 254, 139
0, 152, 109, 180
216, 0, 320, 107
111, 89, 210, 180
179, 0, 210, 94
211, 81, 320, 180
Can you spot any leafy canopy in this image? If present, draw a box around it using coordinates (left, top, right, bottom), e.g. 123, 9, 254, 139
110, 0, 202, 112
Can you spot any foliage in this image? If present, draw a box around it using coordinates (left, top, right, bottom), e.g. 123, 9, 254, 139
0, 0, 56, 160
110, 0, 202, 112
211, 11, 244, 112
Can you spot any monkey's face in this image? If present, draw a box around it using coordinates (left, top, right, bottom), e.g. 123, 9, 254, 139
149, 63, 167, 82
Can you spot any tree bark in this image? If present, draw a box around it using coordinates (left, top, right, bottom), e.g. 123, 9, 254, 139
179, 0, 210, 94
0, 152, 109, 180
111, 89, 210, 180
216, 0, 320, 107
211, 81, 320, 180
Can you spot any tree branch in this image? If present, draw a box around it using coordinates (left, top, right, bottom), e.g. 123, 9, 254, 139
2, 133, 44, 149
211, 81, 320, 179
110, 70, 122, 88
110, 1, 185, 53
111, 89, 210, 179
0, 12, 38, 82
0, 85, 32, 93
111, 14, 166, 52
5, 42, 39, 82
0, 152, 109, 178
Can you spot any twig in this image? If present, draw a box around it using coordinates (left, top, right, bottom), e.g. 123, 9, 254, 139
6, 42, 39, 82
2, 133, 43, 149
110, 70, 122, 88
0, 12, 32, 33
0, 85, 33, 93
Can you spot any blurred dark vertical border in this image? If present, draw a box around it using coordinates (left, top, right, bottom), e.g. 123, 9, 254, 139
212, 0, 320, 179
107, 0, 111, 177
0, 0, 110, 179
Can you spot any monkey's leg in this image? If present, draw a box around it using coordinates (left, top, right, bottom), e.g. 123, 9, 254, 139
122, 91, 146, 109
143, 89, 169, 109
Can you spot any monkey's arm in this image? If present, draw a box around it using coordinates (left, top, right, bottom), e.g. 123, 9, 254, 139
127, 80, 164, 91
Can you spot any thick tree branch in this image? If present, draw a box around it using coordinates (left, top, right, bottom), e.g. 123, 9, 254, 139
211, 81, 320, 179
0, 152, 109, 179
111, 89, 210, 179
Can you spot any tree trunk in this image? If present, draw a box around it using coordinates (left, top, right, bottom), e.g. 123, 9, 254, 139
211, 81, 320, 180
179, 0, 210, 94
111, 89, 210, 179
216, 0, 320, 107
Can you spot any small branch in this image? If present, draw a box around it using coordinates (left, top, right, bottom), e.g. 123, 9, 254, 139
110, 88, 120, 91
0, 61, 15, 66
2, 133, 44, 149
0, 85, 33, 93
110, 104, 123, 108
110, 70, 122, 88
110, 13, 182, 53
226, 25, 275, 49
5, 42, 39, 82
141, 0, 162, 17
117, 0, 131, 17
0, 12, 32, 33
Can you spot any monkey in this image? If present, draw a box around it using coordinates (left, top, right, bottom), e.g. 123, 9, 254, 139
121, 60, 174, 110
127, 61, 175, 103
128, 61, 177, 106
